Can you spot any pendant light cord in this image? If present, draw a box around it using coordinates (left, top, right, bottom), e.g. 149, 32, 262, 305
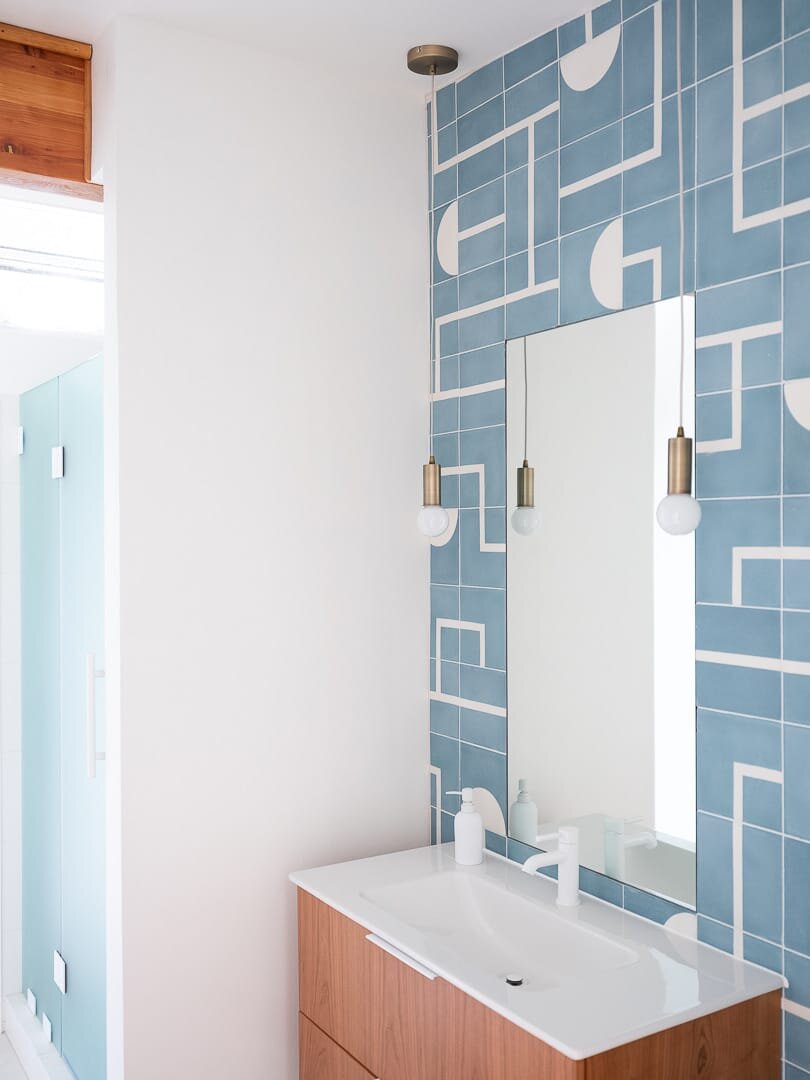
523, 336, 529, 461
675, 0, 686, 430
428, 69, 436, 457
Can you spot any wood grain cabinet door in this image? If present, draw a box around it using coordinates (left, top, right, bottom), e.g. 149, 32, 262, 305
299, 1015, 376, 1080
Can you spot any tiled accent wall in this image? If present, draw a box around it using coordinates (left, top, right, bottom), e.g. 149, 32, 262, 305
427, 0, 810, 1070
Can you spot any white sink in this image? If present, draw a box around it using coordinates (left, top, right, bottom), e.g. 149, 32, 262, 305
362, 869, 637, 991
290, 843, 784, 1060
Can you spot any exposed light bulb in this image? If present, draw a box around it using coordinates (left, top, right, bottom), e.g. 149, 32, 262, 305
511, 506, 541, 536
417, 504, 450, 537
656, 493, 702, 535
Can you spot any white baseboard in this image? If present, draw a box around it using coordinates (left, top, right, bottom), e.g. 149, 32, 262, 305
3, 995, 74, 1080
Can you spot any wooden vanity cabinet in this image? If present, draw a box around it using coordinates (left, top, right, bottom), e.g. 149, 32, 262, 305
297, 889, 781, 1080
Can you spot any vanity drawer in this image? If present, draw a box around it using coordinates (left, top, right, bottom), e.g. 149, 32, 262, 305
299, 1014, 376, 1080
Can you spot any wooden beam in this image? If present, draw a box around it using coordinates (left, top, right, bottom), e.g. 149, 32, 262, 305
0, 165, 102, 202
0, 22, 91, 60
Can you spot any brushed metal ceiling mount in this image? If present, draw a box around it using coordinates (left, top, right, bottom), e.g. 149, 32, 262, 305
406, 44, 459, 76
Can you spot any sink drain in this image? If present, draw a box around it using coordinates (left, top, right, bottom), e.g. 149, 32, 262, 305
505, 974, 524, 987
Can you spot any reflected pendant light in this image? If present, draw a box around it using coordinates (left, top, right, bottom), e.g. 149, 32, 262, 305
656, 0, 701, 536
410, 45, 459, 538
511, 338, 541, 536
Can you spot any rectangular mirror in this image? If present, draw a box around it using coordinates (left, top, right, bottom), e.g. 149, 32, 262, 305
506, 297, 696, 908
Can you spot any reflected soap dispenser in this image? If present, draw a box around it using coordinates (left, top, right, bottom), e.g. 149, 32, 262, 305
446, 788, 484, 865
509, 779, 539, 846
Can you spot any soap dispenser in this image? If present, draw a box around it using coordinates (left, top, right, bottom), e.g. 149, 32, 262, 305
509, 779, 539, 846
446, 788, 483, 865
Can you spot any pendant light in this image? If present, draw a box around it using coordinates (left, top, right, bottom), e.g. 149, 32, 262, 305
511, 337, 541, 535
411, 46, 459, 538
656, 0, 701, 536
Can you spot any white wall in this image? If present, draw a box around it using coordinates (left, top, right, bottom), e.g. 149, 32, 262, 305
94, 19, 428, 1079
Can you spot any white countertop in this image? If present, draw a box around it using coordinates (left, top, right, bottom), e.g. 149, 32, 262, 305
290, 844, 784, 1061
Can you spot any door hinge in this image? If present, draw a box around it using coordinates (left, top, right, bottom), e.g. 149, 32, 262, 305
51, 446, 64, 479
53, 950, 66, 994
16, 426, 23, 455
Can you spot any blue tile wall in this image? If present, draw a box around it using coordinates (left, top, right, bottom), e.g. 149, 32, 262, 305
426, 0, 810, 1068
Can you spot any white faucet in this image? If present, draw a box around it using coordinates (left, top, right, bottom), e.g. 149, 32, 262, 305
521, 825, 580, 907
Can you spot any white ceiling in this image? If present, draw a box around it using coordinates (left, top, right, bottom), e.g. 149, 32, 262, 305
5, 0, 597, 89
0, 328, 103, 395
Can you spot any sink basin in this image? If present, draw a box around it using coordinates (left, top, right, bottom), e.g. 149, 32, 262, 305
362, 869, 637, 991
290, 843, 784, 1060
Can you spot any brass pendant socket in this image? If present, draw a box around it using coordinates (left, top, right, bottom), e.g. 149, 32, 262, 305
667, 426, 693, 496
407, 45, 459, 76
423, 455, 441, 506
516, 459, 535, 508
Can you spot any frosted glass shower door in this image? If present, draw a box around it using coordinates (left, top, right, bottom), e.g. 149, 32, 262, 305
59, 356, 106, 1080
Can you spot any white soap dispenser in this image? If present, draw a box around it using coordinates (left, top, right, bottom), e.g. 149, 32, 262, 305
446, 788, 484, 865
509, 778, 539, 846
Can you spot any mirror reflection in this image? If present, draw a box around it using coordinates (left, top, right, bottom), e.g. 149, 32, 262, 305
506, 297, 696, 908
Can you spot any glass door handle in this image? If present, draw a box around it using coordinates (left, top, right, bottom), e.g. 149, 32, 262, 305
85, 653, 106, 780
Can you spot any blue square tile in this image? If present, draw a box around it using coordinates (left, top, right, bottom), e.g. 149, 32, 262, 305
785, 671, 810, 725
696, 497, 781, 603
786, 949, 810, 1010
558, 16, 586, 57
433, 164, 457, 209
785, 264, 810, 380
742, 825, 782, 941
506, 252, 528, 293
623, 6, 656, 113
459, 508, 505, 587
696, 178, 781, 289
458, 142, 505, 196
580, 867, 624, 906
697, 0, 733, 78
743, 0, 782, 58
459, 343, 505, 388
459, 261, 504, 309
742, 333, 781, 386
433, 395, 459, 436
743, 159, 782, 217
786, 1012, 810, 1072
458, 59, 504, 116
696, 386, 782, 498
786, 724, 810, 840
786, 146, 810, 204
534, 112, 560, 157
506, 166, 529, 255
458, 306, 504, 351
505, 64, 558, 127
504, 289, 558, 338
697, 392, 734, 441
785, 837, 810, 954
505, 31, 558, 89
785, 395, 810, 494
460, 707, 506, 752
435, 353, 459, 394
743, 775, 783, 830
623, 106, 656, 160
459, 224, 505, 275
593, 0, 622, 34
696, 603, 781, 657
743, 109, 782, 168
697, 709, 781, 816
460, 425, 506, 507
431, 521, 459, 585
431, 698, 459, 738
785, 30, 810, 93
436, 83, 456, 129
697, 811, 733, 924
458, 96, 505, 154
559, 31, 621, 144
485, 829, 507, 855
623, 886, 686, 926
460, 585, 506, 668
534, 239, 559, 283
786, 560, 810, 609
506, 128, 528, 172
535, 153, 559, 243
743, 46, 782, 108
697, 661, 781, 719
560, 176, 622, 234
460, 387, 504, 430
431, 583, 460, 654
785, 606, 810, 658
743, 935, 782, 972
560, 221, 618, 323
699, 915, 734, 952
560, 121, 621, 187
437, 122, 457, 165
459, 664, 507, 711
459, 177, 504, 231
786, 0, 810, 36
785, 495, 810, 545
440, 321, 459, 358
697, 344, 733, 393
742, 558, 780, 606
433, 278, 458, 318
696, 273, 782, 337
699, 71, 734, 183
462, 738, 507, 820
786, 96, 810, 152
